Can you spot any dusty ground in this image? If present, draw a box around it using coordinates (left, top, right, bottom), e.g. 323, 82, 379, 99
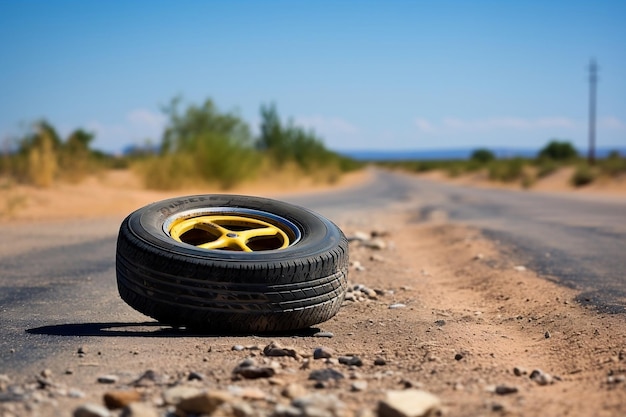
1, 170, 625, 416
0, 169, 371, 223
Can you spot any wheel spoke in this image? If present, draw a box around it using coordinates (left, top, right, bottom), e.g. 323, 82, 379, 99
238, 227, 280, 240
168, 213, 292, 252
198, 237, 229, 250
196, 221, 230, 236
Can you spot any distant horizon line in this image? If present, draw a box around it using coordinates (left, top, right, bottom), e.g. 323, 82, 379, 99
336, 146, 626, 161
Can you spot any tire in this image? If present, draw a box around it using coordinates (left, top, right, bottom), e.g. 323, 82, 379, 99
115, 194, 349, 333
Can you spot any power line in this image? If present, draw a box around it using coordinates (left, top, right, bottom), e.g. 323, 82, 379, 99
588, 59, 598, 165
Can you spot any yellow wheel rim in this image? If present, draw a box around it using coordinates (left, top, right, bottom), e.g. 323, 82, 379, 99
168, 214, 292, 252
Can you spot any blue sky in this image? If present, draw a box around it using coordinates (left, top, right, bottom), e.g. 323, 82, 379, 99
1, 1, 624, 154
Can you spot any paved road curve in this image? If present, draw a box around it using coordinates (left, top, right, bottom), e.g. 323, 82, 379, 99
1, 169, 625, 372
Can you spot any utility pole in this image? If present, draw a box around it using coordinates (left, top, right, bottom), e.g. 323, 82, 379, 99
588, 59, 598, 165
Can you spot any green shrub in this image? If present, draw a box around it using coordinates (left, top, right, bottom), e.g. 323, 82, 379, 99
137, 153, 198, 190
143, 98, 260, 190
521, 175, 535, 189
445, 164, 462, 178
536, 160, 559, 178
488, 158, 525, 183
538, 140, 578, 161
598, 151, 626, 177
571, 165, 596, 187
256, 103, 357, 174
470, 148, 496, 164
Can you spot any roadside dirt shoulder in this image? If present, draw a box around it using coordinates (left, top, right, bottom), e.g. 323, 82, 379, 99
0, 168, 371, 223
2, 210, 624, 416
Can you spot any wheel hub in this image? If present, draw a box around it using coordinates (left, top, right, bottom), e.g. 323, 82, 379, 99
164, 209, 300, 252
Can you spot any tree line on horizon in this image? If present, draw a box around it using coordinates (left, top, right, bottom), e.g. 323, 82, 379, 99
383, 140, 626, 188
1, 97, 624, 190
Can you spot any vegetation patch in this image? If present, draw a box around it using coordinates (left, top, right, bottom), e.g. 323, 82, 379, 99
1, 97, 361, 190
377, 140, 625, 190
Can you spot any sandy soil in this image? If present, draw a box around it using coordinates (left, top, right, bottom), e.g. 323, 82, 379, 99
0, 169, 371, 223
1, 170, 625, 416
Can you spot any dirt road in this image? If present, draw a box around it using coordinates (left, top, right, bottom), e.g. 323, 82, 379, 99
1, 170, 625, 416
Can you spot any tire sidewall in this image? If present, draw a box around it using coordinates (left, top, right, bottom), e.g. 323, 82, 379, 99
126, 194, 344, 263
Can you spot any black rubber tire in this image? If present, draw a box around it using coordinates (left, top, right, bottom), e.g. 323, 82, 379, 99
115, 194, 348, 333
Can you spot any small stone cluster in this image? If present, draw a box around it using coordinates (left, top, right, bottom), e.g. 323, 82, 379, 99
0, 339, 443, 417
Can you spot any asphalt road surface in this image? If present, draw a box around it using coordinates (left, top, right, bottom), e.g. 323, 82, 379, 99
1, 169, 625, 373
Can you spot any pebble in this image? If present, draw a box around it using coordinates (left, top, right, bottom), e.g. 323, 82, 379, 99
374, 358, 387, 366
308, 368, 345, 382
338, 355, 363, 367
474, 253, 484, 260
378, 389, 441, 417
607, 375, 626, 384
73, 403, 111, 417
371, 229, 389, 238
454, 353, 464, 361
348, 231, 370, 242
68, 388, 86, 398
389, 303, 406, 309
187, 371, 204, 381
545, 331, 551, 339
237, 387, 267, 400
131, 370, 162, 387
494, 385, 518, 395
176, 390, 233, 415
513, 366, 527, 376
351, 260, 366, 271
491, 403, 505, 412
97, 375, 119, 384
273, 403, 302, 416
351, 380, 368, 392
313, 347, 334, 359
370, 254, 386, 262
263, 341, 300, 358
292, 393, 345, 415
232, 345, 245, 351
231, 401, 255, 417
233, 365, 276, 379
239, 358, 256, 367
120, 403, 158, 417
530, 369, 553, 386
313, 331, 334, 338
364, 238, 387, 250
163, 386, 202, 405
103, 390, 142, 410
514, 265, 527, 272
282, 383, 308, 399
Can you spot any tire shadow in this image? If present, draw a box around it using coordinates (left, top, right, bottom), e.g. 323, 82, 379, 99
26, 322, 321, 337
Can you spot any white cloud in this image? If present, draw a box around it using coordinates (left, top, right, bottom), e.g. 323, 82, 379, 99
414, 116, 583, 133
415, 118, 436, 133
88, 108, 167, 153
599, 116, 626, 130
127, 108, 167, 131
444, 117, 578, 131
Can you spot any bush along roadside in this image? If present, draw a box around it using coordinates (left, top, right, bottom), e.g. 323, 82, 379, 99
136, 99, 361, 190
376, 140, 626, 190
